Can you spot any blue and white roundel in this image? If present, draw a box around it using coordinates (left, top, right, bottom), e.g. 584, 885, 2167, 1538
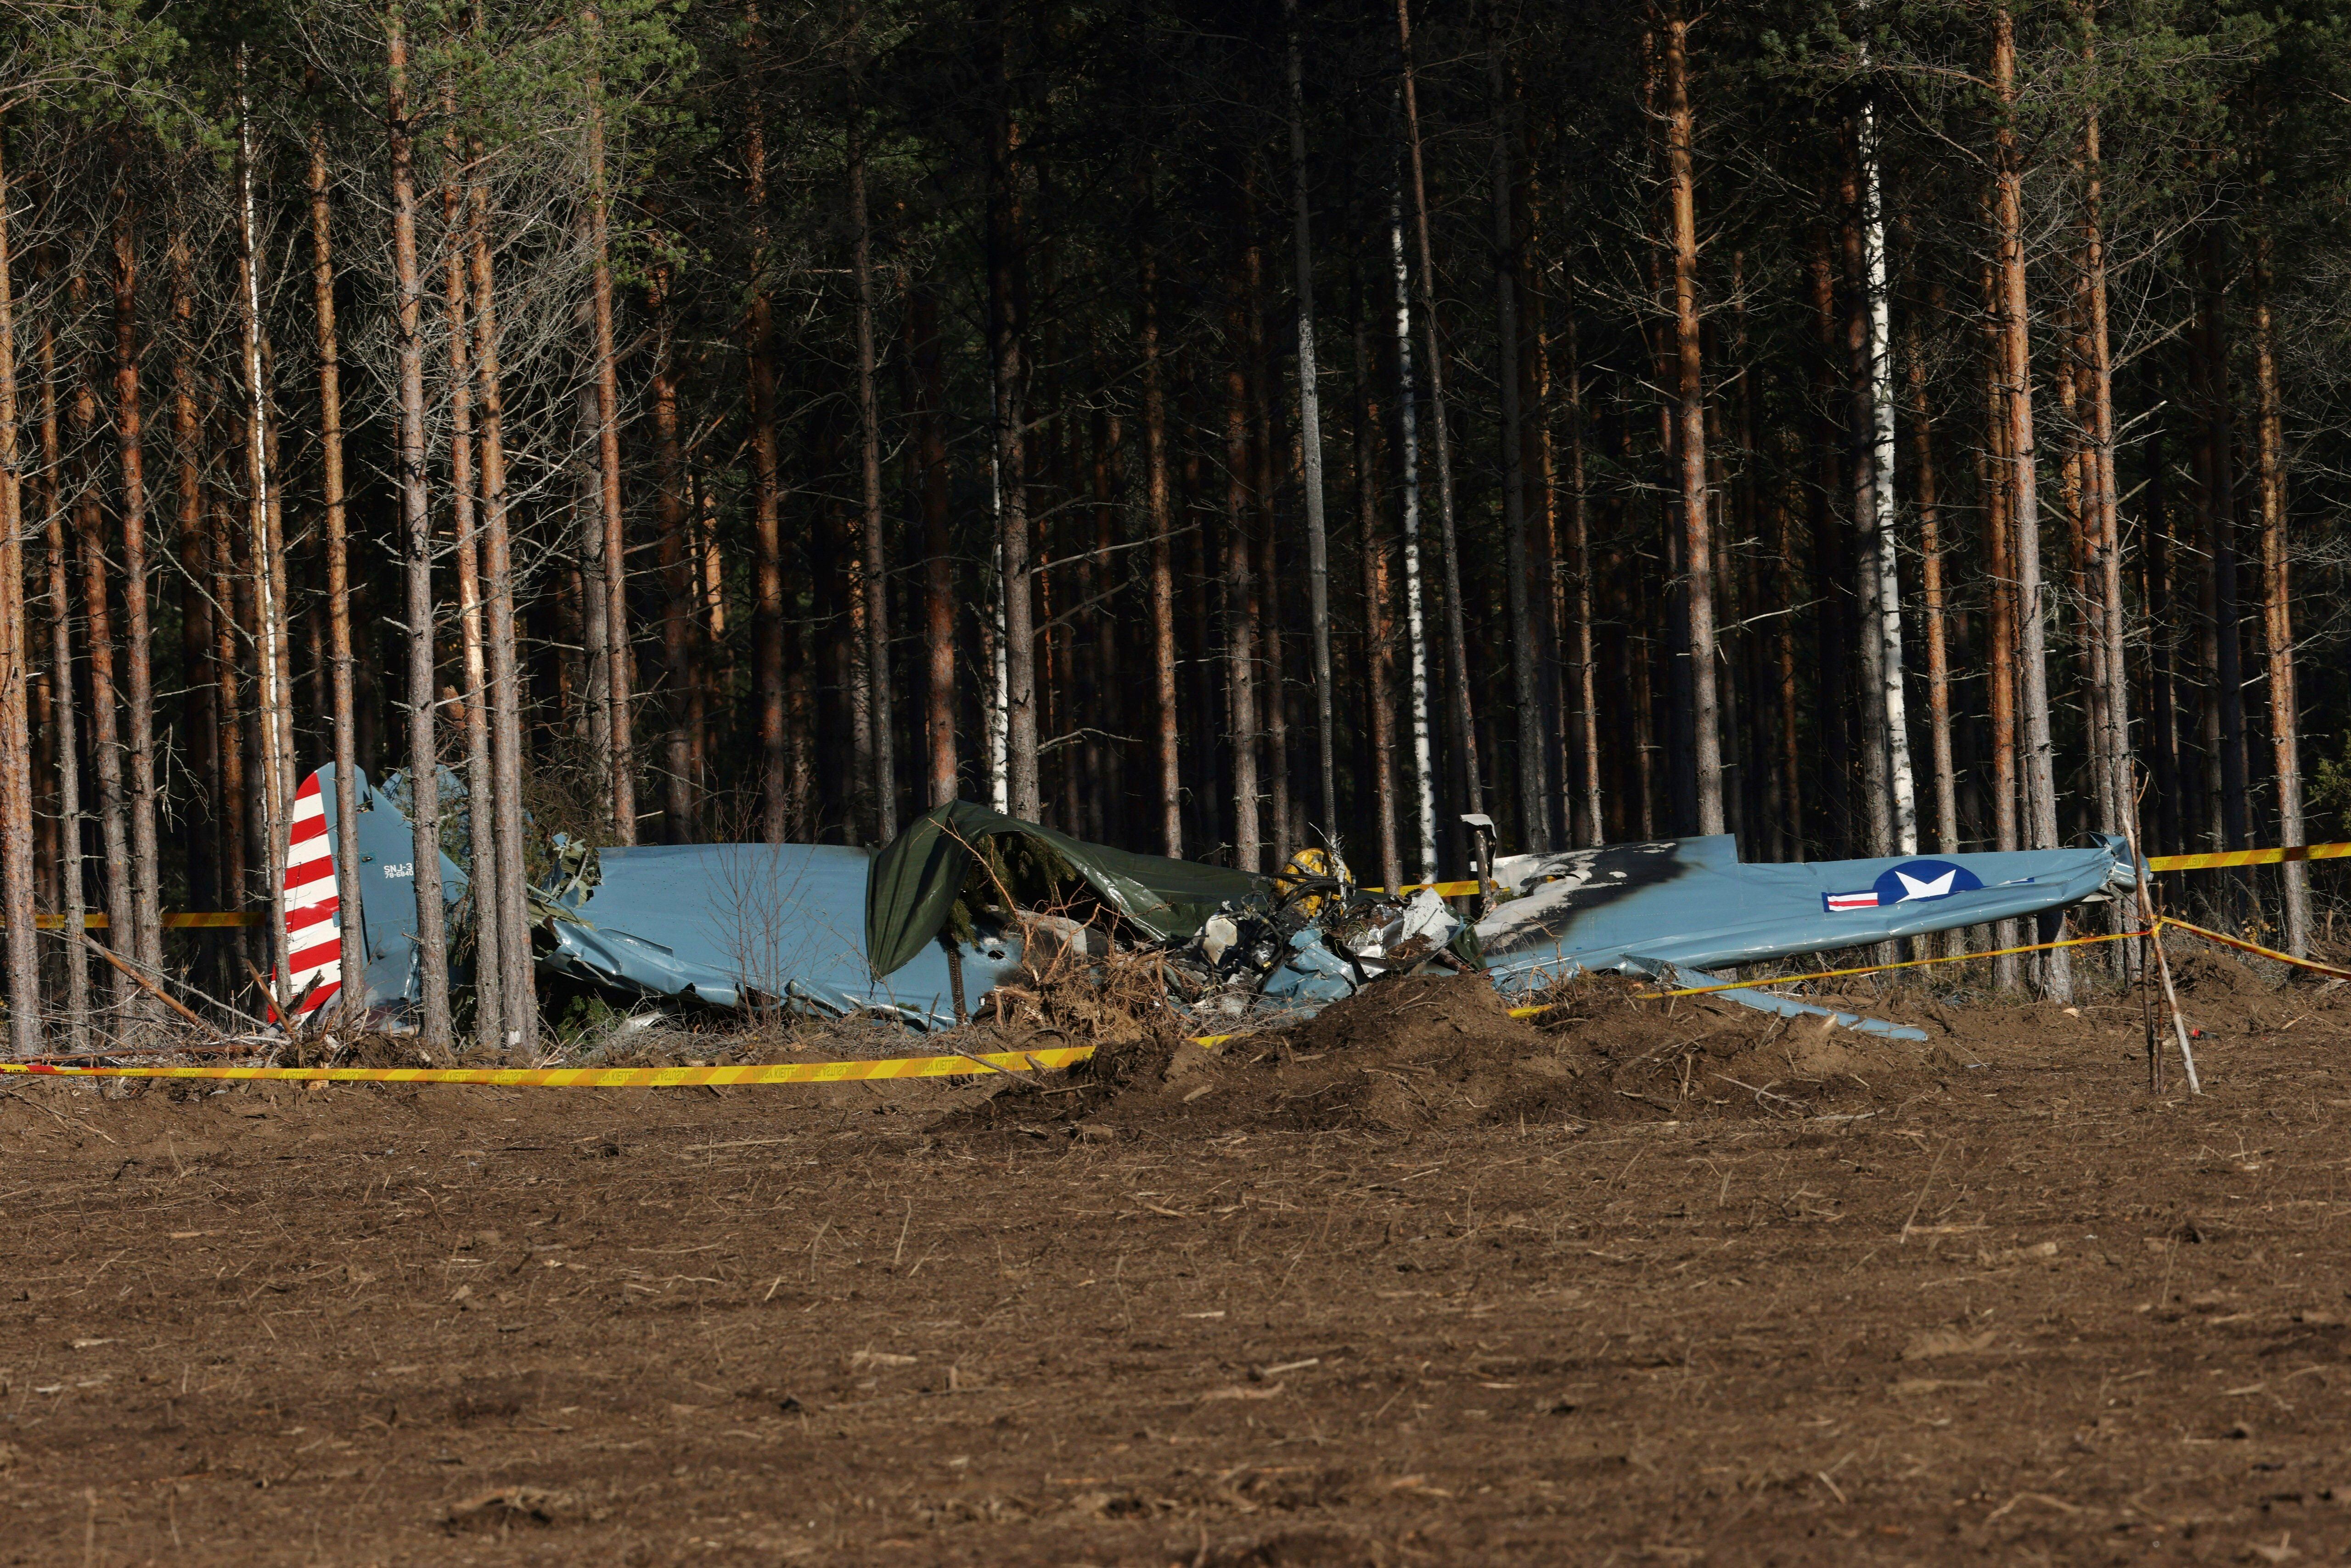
1875, 859, 1984, 905
1823, 859, 1985, 913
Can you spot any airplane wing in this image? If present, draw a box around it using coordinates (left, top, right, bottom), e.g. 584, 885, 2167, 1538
1478, 834, 2135, 989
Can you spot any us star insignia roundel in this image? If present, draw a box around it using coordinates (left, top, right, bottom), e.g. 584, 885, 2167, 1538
1821, 858, 1986, 914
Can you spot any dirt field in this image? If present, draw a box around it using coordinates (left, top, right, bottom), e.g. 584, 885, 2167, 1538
6, 955, 2351, 1566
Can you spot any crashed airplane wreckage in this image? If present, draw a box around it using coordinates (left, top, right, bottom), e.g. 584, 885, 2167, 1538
277, 764, 2143, 1043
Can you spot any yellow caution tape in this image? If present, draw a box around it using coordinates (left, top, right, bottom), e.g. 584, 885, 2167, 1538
1374, 840, 2351, 901
2155, 916, 2351, 981
15, 901, 2343, 1085
0, 1045, 1097, 1087
2147, 842, 2351, 872
1635, 927, 2148, 1000
1490, 914, 2350, 1010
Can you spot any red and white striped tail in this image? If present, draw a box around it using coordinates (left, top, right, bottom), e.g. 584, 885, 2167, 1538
278, 770, 343, 1019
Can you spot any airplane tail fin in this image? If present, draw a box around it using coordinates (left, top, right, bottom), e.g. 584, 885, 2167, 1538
277, 770, 344, 1021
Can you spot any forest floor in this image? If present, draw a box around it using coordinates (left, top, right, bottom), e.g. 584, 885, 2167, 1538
5, 950, 2351, 1566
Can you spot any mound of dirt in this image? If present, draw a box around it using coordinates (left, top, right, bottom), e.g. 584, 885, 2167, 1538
2164, 945, 2296, 1034
934, 971, 1959, 1143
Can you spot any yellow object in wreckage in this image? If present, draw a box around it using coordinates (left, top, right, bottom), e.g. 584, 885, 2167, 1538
1274, 846, 1352, 918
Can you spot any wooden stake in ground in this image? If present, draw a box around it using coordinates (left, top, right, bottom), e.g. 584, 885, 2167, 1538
2122, 769, 2199, 1095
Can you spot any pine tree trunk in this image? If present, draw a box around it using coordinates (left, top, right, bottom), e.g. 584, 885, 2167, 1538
910, 284, 957, 810
308, 113, 364, 1017
2146, 459, 2183, 854
1083, 378, 1120, 844
984, 4, 1037, 822
1565, 315, 1603, 848
1395, 0, 1482, 839
1354, 300, 1402, 891
463, 124, 532, 1051
2080, 84, 2133, 858
1140, 247, 1180, 855
1387, 137, 1439, 881
31, 548, 53, 922
208, 474, 250, 979
1982, 252, 2021, 991
2058, 335, 2107, 840
69, 258, 133, 1009
1661, 1, 1723, 836
1992, 7, 2068, 1000
1283, 0, 1337, 843
585, 6, 635, 844
1223, 287, 1261, 873
110, 184, 161, 980
849, 90, 894, 842
0, 132, 34, 1057
651, 266, 693, 845
39, 303, 86, 1048
237, 53, 297, 1014
1770, 472, 1803, 856
2195, 227, 2248, 860
387, 5, 453, 1049
1489, 10, 1545, 852
1244, 239, 1289, 866
1858, 87, 1916, 854
2190, 321, 2223, 853
1807, 228, 1853, 854
1907, 312, 1958, 857
1840, 150, 1892, 857
2251, 221, 2307, 955
167, 239, 214, 984
1728, 261, 1766, 848
442, 118, 503, 1052
742, 14, 786, 843
576, 381, 612, 765
1530, 197, 1567, 850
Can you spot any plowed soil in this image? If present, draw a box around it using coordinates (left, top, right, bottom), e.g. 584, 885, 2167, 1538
6, 958, 2351, 1565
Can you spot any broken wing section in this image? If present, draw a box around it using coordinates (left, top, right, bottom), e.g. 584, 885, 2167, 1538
1478, 835, 2135, 988
539, 841, 1028, 1027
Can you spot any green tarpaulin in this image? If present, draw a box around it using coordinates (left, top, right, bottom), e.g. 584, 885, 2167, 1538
864, 800, 1267, 978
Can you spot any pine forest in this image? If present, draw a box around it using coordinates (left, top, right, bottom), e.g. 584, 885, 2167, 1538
0, 0, 2346, 1054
